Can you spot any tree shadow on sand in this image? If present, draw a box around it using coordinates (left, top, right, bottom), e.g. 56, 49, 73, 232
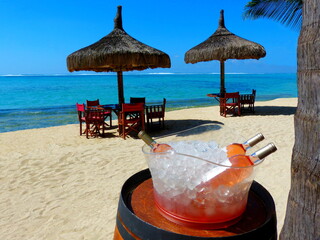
243, 106, 296, 116
147, 119, 224, 139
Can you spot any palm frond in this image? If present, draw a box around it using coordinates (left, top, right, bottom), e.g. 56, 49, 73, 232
243, 0, 302, 31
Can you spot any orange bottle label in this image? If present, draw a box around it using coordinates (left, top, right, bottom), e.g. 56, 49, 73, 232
152, 143, 173, 153
226, 143, 246, 158
209, 155, 253, 187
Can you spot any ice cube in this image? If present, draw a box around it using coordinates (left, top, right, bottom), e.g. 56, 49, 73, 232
201, 158, 232, 182
150, 140, 234, 200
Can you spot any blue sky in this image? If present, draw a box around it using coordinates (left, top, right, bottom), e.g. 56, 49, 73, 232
0, 0, 299, 75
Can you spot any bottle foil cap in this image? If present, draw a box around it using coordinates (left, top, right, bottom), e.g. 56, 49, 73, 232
255, 143, 277, 159
246, 133, 265, 147
138, 131, 155, 146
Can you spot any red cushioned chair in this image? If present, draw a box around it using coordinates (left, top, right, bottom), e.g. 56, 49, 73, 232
129, 97, 146, 119
85, 108, 106, 138
86, 99, 100, 107
220, 92, 241, 117
118, 103, 145, 139
86, 99, 112, 128
76, 103, 86, 135
130, 97, 146, 104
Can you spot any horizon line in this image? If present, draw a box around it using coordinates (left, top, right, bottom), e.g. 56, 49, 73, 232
0, 72, 297, 77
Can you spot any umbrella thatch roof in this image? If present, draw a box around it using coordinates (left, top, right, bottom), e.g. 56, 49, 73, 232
67, 6, 171, 72
185, 10, 266, 63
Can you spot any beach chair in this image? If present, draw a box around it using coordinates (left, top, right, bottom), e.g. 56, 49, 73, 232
130, 97, 146, 104
85, 108, 106, 138
118, 103, 145, 139
145, 98, 166, 129
129, 97, 146, 119
220, 92, 241, 117
86, 99, 112, 128
76, 103, 86, 135
86, 99, 100, 107
240, 89, 256, 113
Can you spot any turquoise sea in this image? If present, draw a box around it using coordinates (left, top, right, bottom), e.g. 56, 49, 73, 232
0, 73, 297, 133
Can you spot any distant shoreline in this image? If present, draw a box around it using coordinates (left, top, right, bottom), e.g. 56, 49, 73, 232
0, 73, 297, 133
0, 97, 297, 134
0, 72, 297, 77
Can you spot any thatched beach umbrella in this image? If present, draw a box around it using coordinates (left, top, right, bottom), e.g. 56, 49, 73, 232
67, 6, 171, 105
184, 10, 266, 97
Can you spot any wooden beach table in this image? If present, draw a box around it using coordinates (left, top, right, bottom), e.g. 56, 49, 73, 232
102, 104, 121, 116
207, 93, 221, 102
207, 93, 223, 115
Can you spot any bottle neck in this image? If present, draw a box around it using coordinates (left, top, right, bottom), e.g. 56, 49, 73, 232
242, 142, 251, 151
243, 133, 265, 150
149, 141, 157, 148
250, 143, 277, 163
138, 131, 157, 148
248, 153, 260, 163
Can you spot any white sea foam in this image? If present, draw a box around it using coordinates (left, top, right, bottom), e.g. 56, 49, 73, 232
147, 72, 175, 75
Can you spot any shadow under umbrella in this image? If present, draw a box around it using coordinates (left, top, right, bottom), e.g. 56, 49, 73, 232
148, 119, 224, 139
251, 106, 297, 116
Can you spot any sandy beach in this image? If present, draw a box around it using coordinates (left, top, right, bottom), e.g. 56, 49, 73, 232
0, 97, 297, 240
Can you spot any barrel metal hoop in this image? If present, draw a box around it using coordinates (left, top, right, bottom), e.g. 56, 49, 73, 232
116, 214, 137, 240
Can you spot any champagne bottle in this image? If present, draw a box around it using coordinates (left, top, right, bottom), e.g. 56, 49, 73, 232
226, 133, 265, 157
138, 131, 173, 152
205, 143, 277, 187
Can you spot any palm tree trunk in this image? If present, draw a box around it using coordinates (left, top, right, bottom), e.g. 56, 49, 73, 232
280, 0, 320, 239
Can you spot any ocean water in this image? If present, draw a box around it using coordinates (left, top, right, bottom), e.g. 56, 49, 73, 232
0, 73, 297, 133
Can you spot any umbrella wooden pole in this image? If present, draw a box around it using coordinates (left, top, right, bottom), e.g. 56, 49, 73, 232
117, 71, 125, 105
220, 60, 226, 97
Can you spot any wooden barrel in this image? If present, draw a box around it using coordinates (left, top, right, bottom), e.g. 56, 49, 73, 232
113, 169, 277, 240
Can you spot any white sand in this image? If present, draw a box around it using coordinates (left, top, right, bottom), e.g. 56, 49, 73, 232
0, 98, 297, 239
